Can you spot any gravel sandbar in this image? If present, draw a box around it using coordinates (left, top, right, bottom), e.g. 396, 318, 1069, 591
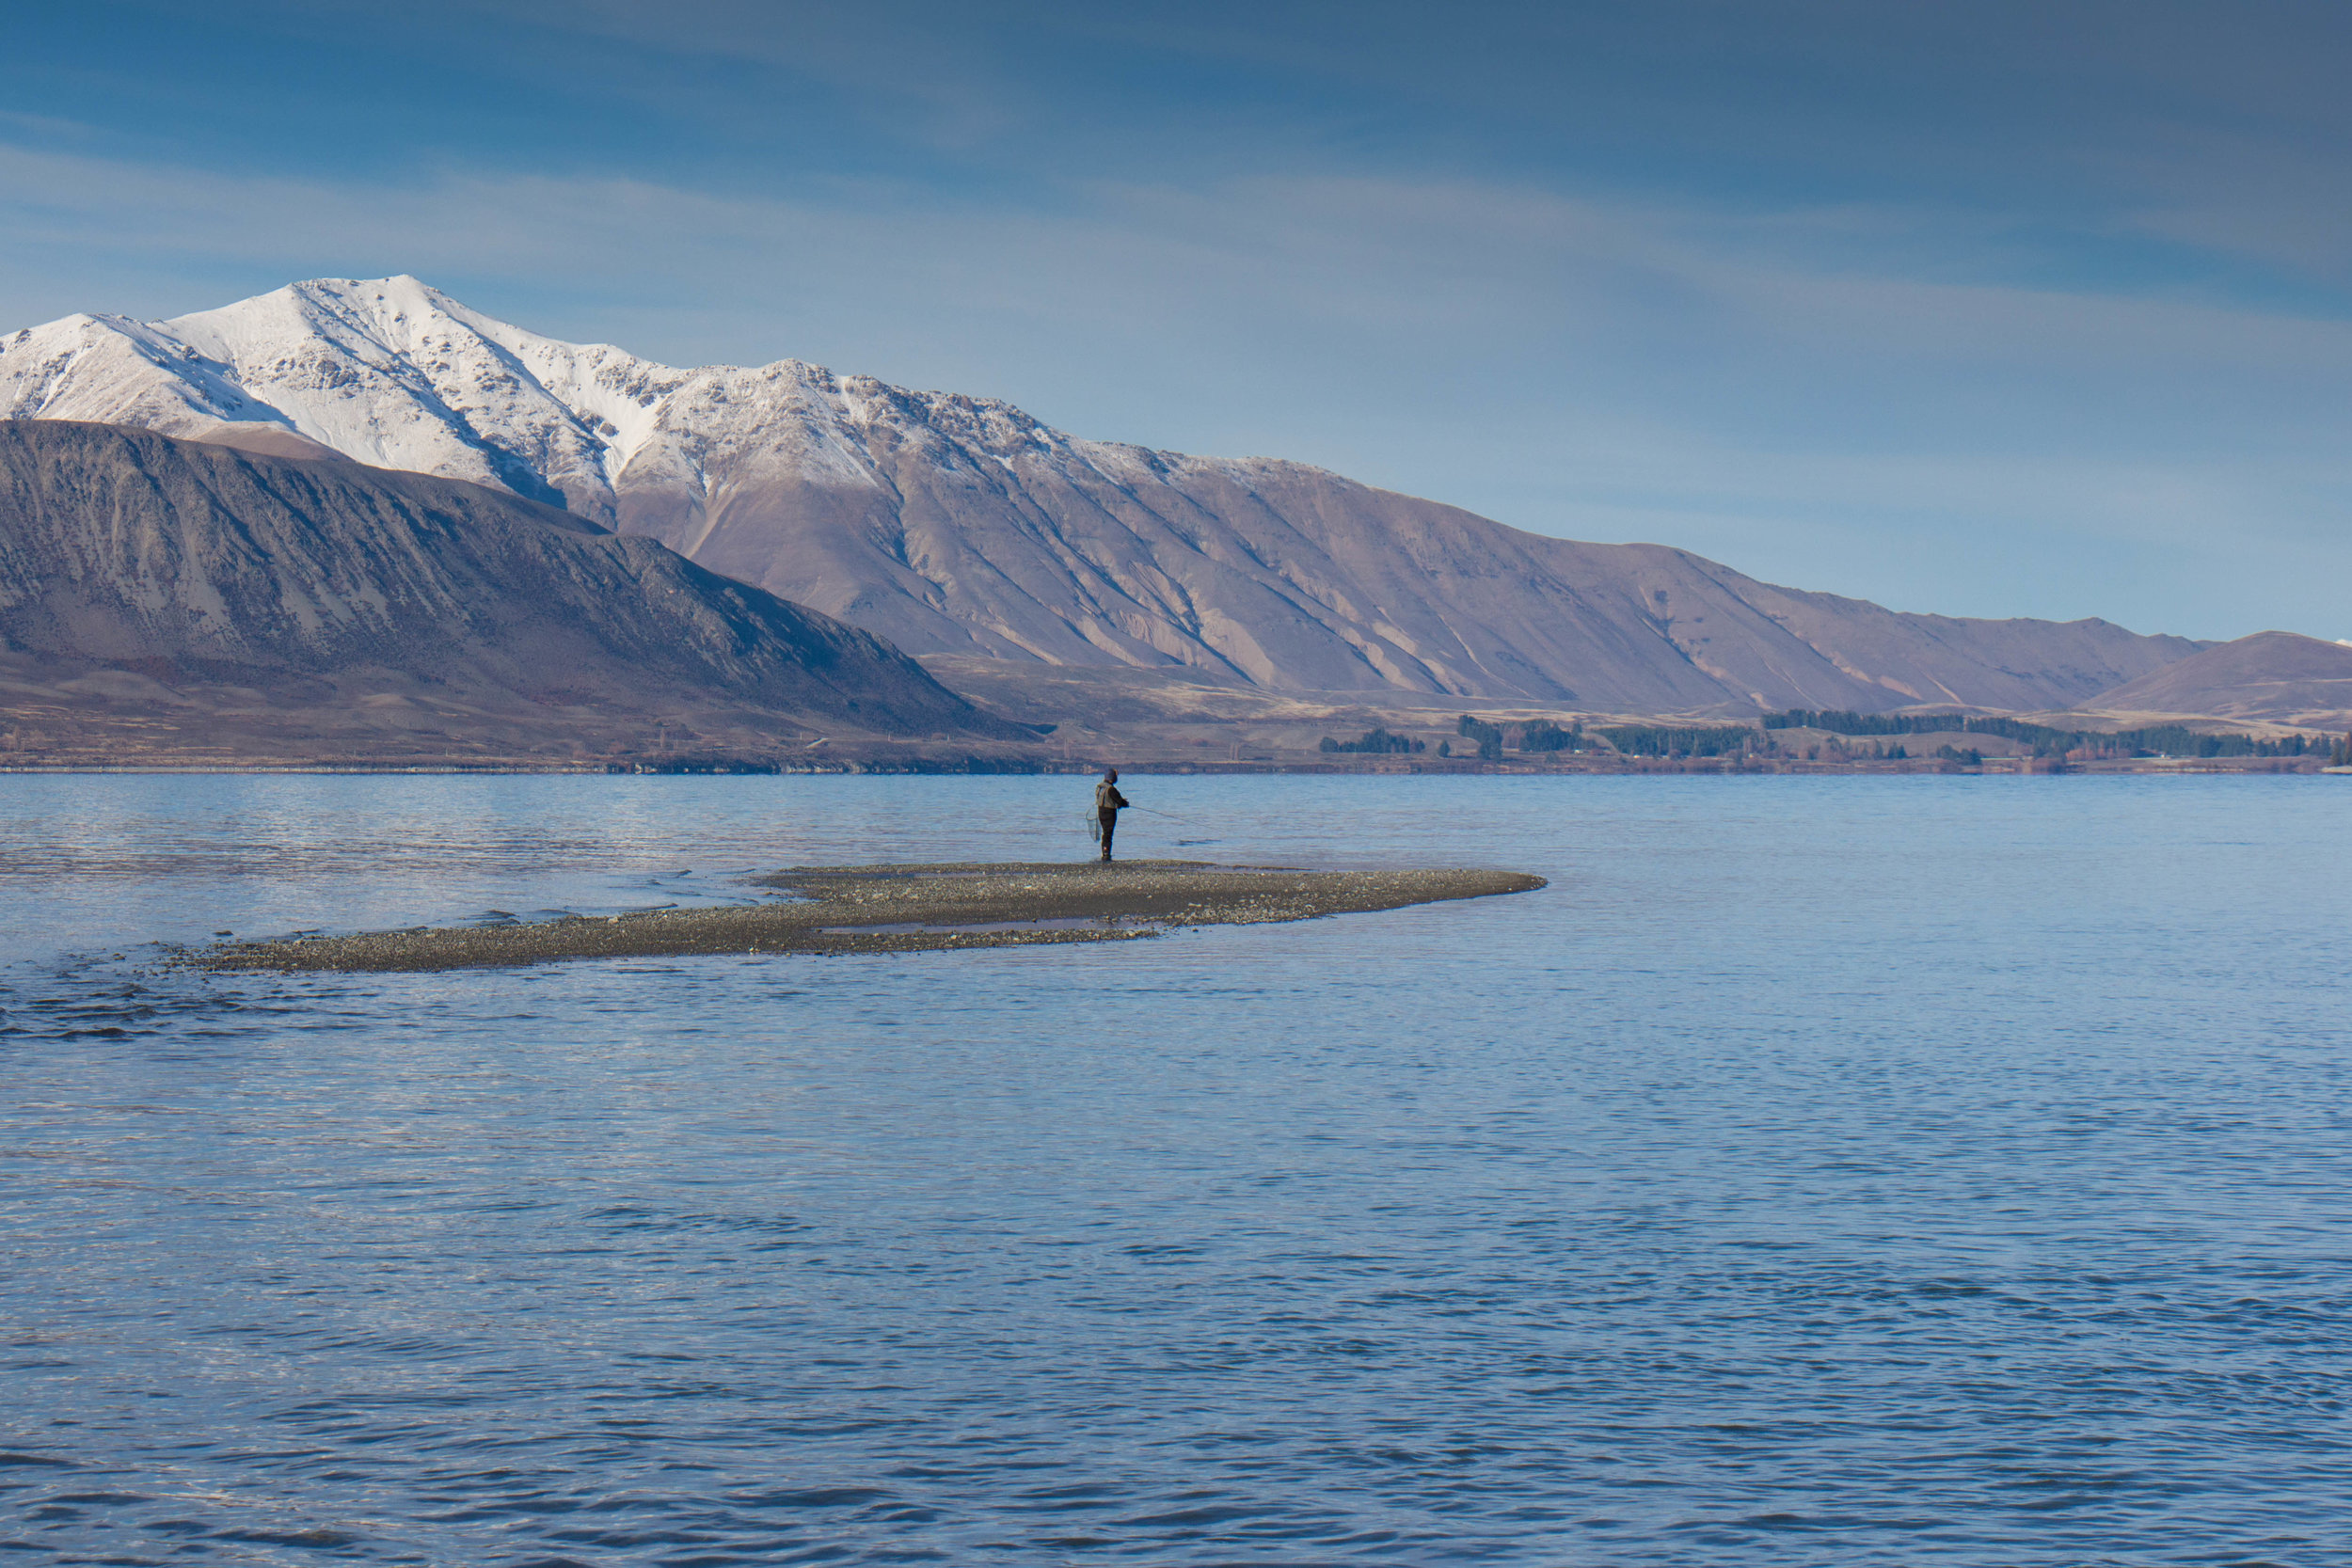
197, 861, 1546, 973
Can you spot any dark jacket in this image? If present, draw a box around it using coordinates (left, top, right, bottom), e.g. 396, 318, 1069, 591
1095, 781, 1130, 815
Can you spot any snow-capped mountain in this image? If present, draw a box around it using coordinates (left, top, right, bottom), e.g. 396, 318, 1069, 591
0, 276, 675, 515
1, 277, 2201, 712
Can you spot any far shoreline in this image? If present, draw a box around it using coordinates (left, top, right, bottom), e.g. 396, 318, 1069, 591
2, 757, 2340, 778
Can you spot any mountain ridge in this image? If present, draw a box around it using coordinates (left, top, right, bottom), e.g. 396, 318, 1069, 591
2, 276, 2206, 715
2073, 631, 2352, 729
0, 420, 1029, 765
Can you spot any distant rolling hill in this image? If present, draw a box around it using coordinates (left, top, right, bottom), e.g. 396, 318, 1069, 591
2076, 631, 2352, 729
0, 421, 1030, 766
2, 276, 2205, 717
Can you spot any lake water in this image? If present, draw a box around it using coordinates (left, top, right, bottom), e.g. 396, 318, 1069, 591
3, 772, 2348, 1565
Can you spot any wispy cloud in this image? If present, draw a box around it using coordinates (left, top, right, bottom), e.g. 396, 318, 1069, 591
3, 130, 2348, 640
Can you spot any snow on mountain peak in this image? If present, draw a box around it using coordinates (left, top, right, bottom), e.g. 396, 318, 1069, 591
1, 277, 740, 515
153, 276, 683, 507
0, 276, 1045, 518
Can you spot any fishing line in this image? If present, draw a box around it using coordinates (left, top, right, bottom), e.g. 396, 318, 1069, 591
1078, 807, 1211, 847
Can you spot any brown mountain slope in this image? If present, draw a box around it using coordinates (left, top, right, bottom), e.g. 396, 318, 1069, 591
2074, 631, 2352, 728
618, 400, 2205, 716
0, 421, 1030, 765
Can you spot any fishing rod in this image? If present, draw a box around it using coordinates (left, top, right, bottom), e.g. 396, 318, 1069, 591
1124, 805, 1209, 825
1079, 803, 1219, 845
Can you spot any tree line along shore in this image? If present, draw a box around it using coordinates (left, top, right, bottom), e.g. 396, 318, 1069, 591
1297, 712, 2352, 774
11, 711, 2336, 776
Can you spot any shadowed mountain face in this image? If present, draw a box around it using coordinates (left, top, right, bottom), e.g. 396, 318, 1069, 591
2078, 631, 2352, 727
2, 277, 2205, 714
0, 421, 1028, 764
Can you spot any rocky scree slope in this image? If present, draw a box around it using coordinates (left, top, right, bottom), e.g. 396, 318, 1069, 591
0, 420, 1024, 752
2, 276, 2201, 714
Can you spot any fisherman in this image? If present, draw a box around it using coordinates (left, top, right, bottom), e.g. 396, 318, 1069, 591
1094, 768, 1131, 862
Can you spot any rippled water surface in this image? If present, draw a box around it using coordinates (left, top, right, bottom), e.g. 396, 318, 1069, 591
4, 772, 2349, 1564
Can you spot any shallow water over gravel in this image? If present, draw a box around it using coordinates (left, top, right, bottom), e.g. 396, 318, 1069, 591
3, 771, 2349, 1565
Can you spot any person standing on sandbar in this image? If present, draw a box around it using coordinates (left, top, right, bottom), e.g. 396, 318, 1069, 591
1094, 768, 1131, 863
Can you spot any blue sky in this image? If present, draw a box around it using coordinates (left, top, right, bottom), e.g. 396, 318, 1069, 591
3, 1, 2348, 641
